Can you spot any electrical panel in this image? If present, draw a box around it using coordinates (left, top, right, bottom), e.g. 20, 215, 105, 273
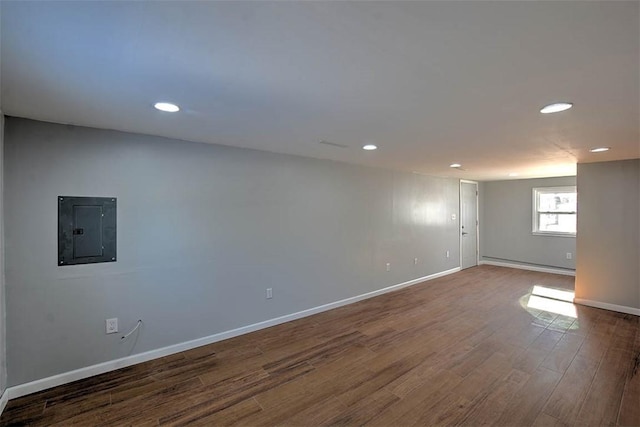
58, 196, 116, 266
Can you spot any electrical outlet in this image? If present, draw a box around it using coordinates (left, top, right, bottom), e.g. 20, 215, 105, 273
106, 318, 118, 334
446, 250, 450, 258
414, 258, 418, 265
266, 288, 273, 299
566, 252, 572, 260
386, 263, 391, 272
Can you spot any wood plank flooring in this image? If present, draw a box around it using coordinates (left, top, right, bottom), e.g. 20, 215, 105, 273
2, 265, 639, 426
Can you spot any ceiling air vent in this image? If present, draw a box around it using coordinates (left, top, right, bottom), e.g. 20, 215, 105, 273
318, 140, 348, 148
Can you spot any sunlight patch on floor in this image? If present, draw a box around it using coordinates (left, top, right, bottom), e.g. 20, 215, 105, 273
531, 285, 574, 303
527, 294, 577, 318
519, 285, 577, 320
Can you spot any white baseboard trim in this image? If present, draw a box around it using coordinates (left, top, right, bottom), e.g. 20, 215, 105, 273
573, 298, 640, 317
0, 389, 9, 416
6, 267, 460, 400
479, 260, 575, 277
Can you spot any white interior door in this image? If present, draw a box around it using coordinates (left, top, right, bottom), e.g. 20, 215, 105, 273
461, 181, 478, 269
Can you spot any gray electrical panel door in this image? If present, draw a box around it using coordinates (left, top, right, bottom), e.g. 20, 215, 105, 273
58, 196, 116, 265
73, 205, 104, 258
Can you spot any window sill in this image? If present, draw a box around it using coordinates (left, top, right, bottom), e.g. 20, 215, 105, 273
532, 232, 576, 238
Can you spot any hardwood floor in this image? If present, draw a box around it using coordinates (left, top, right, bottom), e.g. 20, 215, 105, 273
2, 265, 639, 426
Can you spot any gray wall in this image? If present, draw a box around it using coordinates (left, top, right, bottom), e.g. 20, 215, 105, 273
4, 118, 460, 386
481, 176, 576, 270
0, 113, 6, 397
0, 0, 8, 396
575, 159, 640, 309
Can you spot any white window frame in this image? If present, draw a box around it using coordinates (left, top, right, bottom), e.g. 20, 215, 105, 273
532, 186, 577, 237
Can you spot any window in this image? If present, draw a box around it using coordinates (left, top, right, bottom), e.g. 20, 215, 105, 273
532, 186, 576, 236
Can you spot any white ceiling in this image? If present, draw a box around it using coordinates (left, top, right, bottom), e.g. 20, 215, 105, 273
1, 1, 638, 181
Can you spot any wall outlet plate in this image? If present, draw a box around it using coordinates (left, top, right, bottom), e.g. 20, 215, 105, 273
106, 318, 118, 334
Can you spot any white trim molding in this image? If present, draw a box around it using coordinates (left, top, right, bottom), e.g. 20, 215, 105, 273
573, 298, 640, 317
479, 260, 575, 277
6, 267, 460, 400
0, 389, 9, 416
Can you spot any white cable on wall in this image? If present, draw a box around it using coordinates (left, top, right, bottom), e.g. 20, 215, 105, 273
121, 319, 142, 340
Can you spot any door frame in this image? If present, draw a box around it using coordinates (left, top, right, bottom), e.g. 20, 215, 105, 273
459, 179, 479, 269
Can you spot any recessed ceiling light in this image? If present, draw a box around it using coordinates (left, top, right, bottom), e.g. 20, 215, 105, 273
508, 173, 519, 177
589, 147, 610, 153
362, 144, 377, 150
540, 102, 573, 114
450, 163, 462, 168
154, 102, 180, 113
